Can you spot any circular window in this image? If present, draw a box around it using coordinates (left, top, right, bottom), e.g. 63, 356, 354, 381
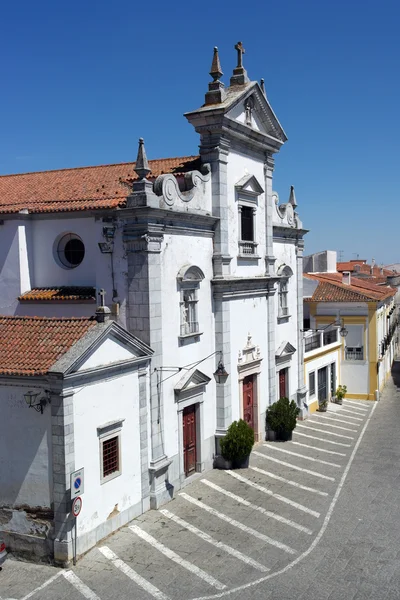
56, 234, 85, 268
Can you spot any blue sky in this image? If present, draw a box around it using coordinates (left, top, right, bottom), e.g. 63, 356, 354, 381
1, 0, 399, 264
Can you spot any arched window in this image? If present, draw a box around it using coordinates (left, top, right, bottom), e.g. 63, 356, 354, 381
277, 265, 293, 319
177, 266, 205, 338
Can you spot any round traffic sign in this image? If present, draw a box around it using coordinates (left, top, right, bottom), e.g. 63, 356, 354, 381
74, 477, 81, 490
72, 496, 82, 517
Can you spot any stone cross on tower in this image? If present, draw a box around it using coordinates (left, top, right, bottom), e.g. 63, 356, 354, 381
99, 288, 106, 307
235, 41, 245, 69
230, 40, 249, 86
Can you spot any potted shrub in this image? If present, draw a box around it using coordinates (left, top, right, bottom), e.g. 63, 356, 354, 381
334, 385, 347, 405
318, 399, 328, 412
219, 419, 255, 469
265, 397, 300, 441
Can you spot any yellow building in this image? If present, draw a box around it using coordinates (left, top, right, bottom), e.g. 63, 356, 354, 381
303, 271, 397, 409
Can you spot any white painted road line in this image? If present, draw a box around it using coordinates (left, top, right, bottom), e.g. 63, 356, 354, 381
63, 571, 101, 600
226, 469, 321, 517
252, 450, 335, 482
129, 524, 226, 590
309, 419, 357, 433
160, 508, 270, 572
18, 572, 64, 600
296, 423, 354, 440
201, 478, 313, 534
327, 412, 363, 423
262, 444, 341, 468
340, 406, 368, 416
342, 400, 369, 410
99, 546, 171, 600
293, 430, 351, 447
291, 441, 347, 457
250, 465, 328, 497
180, 492, 298, 553
314, 414, 361, 426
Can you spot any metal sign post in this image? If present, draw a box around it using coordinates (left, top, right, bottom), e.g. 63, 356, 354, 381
71, 496, 82, 566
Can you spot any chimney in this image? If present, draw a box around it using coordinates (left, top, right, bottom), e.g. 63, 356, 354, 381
95, 289, 111, 323
371, 258, 375, 275
342, 271, 351, 285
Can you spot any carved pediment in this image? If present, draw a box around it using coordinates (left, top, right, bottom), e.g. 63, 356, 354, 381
174, 368, 211, 394
235, 174, 264, 196
275, 341, 296, 359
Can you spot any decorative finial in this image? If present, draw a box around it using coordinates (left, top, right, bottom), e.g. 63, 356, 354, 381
230, 41, 250, 86
288, 185, 297, 208
210, 47, 223, 81
260, 78, 266, 96
205, 46, 226, 105
134, 138, 151, 180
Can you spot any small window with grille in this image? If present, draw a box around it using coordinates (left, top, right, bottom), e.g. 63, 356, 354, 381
98, 420, 123, 484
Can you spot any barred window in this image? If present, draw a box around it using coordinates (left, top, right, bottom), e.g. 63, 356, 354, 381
102, 436, 119, 478
97, 420, 124, 484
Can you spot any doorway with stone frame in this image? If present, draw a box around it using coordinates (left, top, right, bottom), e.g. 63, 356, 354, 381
238, 334, 263, 442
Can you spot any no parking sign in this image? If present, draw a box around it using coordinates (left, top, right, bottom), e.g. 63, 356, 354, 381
70, 467, 84, 499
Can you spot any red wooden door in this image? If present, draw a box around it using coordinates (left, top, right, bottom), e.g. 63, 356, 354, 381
279, 369, 287, 398
243, 375, 254, 430
183, 405, 197, 477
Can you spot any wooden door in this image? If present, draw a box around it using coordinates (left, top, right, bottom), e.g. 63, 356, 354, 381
279, 369, 287, 398
243, 375, 254, 430
183, 405, 197, 477
318, 367, 327, 403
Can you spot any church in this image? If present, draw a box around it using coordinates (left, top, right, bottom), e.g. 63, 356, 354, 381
0, 43, 307, 563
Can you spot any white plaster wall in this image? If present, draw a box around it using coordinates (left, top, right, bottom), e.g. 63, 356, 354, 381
158, 233, 215, 460
73, 372, 142, 536
340, 362, 369, 395
226, 150, 266, 277
229, 296, 269, 419
305, 347, 340, 405
16, 303, 95, 318
78, 337, 136, 371
273, 239, 299, 397
0, 221, 34, 314
0, 385, 52, 507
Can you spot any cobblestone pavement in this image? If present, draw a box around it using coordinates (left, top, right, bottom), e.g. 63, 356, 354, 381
2, 368, 399, 600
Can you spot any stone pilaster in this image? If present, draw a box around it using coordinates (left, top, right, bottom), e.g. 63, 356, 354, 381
264, 153, 276, 276
214, 295, 232, 449
125, 231, 172, 509
296, 240, 308, 416
51, 389, 75, 566
200, 136, 231, 278
138, 368, 150, 513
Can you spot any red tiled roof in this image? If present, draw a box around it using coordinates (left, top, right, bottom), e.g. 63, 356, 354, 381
304, 272, 396, 302
0, 156, 200, 215
19, 287, 96, 302
0, 316, 97, 376
337, 262, 393, 277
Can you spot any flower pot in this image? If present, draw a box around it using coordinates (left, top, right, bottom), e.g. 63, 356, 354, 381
233, 455, 250, 469
276, 430, 292, 442
318, 405, 328, 412
214, 455, 233, 470
335, 398, 343, 405
266, 429, 276, 441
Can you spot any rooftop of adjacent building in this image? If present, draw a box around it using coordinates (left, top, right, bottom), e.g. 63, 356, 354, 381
304, 271, 396, 303
0, 315, 98, 376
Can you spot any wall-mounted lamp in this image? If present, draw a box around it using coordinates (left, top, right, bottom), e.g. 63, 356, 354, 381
213, 353, 229, 384
24, 390, 50, 414
303, 318, 348, 338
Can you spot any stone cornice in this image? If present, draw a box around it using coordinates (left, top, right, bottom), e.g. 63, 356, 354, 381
273, 225, 309, 242
212, 276, 278, 299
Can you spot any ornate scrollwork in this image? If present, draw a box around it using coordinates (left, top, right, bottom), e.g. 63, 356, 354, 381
153, 164, 211, 206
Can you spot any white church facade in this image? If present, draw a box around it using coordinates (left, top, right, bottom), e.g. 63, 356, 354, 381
0, 43, 307, 564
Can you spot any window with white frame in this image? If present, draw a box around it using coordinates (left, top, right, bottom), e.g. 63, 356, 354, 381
98, 419, 124, 484
344, 324, 364, 361
309, 371, 316, 397
277, 265, 293, 319
238, 204, 257, 255
177, 265, 205, 338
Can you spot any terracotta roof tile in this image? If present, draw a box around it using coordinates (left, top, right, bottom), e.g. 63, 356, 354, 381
19, 287, 96, 302
0, 156, 200, 215
337, 261, 393, 277
0, 316, 97, 376
304, 272, 396, 302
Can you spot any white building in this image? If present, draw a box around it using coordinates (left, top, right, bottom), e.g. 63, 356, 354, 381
0, 43, 307, 563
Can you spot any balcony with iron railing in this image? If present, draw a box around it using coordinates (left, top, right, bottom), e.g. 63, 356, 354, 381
304, 327, 339, 354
